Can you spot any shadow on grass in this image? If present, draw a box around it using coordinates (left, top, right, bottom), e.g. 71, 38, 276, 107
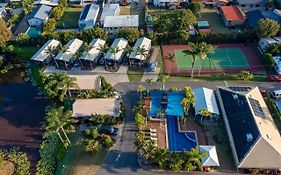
127, 67, 144, 82
55, 133, 108, 175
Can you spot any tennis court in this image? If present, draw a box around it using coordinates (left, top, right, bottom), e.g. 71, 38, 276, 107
175, 48, 249, 70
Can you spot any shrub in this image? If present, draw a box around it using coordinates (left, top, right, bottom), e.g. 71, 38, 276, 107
36, 133, 60, 175
237, 70, 254, 81
85, 140, 101, 153
91, 128, 100, 139
263, 53, 274, 67
55, 143, 66, 163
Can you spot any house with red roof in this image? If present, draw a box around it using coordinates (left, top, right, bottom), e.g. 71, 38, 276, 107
220, 6, 246, 27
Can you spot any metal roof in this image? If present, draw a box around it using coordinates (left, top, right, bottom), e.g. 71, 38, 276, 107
129, 37, 151, 60
193, 87, 220, 116
79, 4, 99, 22
220, 6, 245, 21
72, 98, 120, 118
80, 38, 106, 61
217, 86, 281, 169
54, 38, 83, 62
199, 145, 220, 167
103, 15, 139, 28
100, 3, 120, 24
29, 4, 52, 20
31, 39, 60, 62
104, 38, 128, 61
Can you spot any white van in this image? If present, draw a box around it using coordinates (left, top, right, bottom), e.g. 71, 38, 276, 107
271, 89, 281, 99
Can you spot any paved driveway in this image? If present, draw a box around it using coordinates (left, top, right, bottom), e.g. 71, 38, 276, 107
44, 65, 129, 86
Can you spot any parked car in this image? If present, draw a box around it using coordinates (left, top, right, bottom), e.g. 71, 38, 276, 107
98, 125, 119, 135
268, 75, 281, 82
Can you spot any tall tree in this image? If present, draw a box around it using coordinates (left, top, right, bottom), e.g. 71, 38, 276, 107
22, 0, 34, 15
197, 42, 213, 76
116, 28, 140, 44
136, 46, 148, 66
186, 147, 206, 171
109, 46, 122, 69
0, 19, 11, 47
188, 2, 202, 17
181, 86, 195, 115
183, 42, 200, 78
157, 74, 169, 90
257, 18, 280, 38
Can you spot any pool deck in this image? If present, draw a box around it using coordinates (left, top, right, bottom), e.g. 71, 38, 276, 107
147, 118, 168, 149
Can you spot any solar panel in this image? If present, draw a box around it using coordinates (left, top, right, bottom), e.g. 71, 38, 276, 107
229, 86, 252, 92
248, 98, 265, 117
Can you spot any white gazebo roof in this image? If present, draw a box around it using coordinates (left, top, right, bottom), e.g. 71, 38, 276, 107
199, 145, 220, 167
104, 38, 128, 61
54, 38, 83, 62
31, 39, 60, 62
129, 37, 151, 60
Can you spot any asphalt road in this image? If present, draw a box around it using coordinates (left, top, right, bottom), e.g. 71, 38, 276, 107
96, 81, 281, 175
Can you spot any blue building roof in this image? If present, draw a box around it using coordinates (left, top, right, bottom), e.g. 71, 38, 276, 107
245, 10, 264, 29
246, 9, 281, 29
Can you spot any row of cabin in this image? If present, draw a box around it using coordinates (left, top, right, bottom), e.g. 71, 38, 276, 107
30, 37, 152, 69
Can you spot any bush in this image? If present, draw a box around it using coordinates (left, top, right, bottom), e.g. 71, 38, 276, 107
263, 53, 274, 67
237, 70, 254, 81
55, 143, 66, 163
101, 135, 113, 148
85, 140, 101, 153
91, 128, 100, 139
36, 133, 60, 175
0, 148, 31, 175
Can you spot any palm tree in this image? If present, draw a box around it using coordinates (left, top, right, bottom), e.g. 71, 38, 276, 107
164, 53, 174, 63
136, 46, 148, 67
44, 106, 78, 148
73, 51, 84, 68
83, 42, 94, 52
145, 78, 153, 93
97, 43, 109, 56
110, 46, 122, 69
197, 42, 213, 76
157, 74, 169, 90
45, 45, 57, 65
56, 44, 69, 69
59, 72, 79, 99
186, 147, 206, 171
199, 108, 211, 124
182, 86, 195, 113
183, 42, 201, 78
124, 46, 134, 66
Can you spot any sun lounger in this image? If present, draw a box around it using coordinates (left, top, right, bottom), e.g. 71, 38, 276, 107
151, 137, 158, 141
150, 128, 157, 133
150, 132, 157, 137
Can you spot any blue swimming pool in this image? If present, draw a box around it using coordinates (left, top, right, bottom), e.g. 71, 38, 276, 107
166, 116, 197, 152
149, 91, 164, 117
166, 91, 184, 116
26, 27, 41, 38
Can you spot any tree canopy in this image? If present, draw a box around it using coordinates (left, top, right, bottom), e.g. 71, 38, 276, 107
188, 2, 201, 16
116, 28, 140, 44
257, 18, 280, 38
153, 9, 196, 42
0, 19, 11, 47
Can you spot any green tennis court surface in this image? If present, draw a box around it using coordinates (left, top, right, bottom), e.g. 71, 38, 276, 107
175, 48, 249, 70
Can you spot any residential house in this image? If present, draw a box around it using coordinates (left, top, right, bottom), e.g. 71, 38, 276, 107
246, 9, 281, 29
27, 5, 52, 27
191, 0, 227, 7
220, 6, 246, 27
216, 86, 281, 170
31, 39, 60, 65
79, 38, 106, 69
54, 38, 83, 69
0, 3, 7, 19
100, 3, 120, 26
193, 87, 220, 120
128, 37, 151, 67
72, 98, 121, 118
103, 15, 139, 35
34, 0, 59, 6
258, 37, 281, 52
236, 0, 267, 11
153, 0, 178, 7
79, 4, 99, 29
104, 38, 128, 67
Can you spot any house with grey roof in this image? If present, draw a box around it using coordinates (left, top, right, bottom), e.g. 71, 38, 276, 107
0, 3, 8, 19
79, 4, 99, 29
216, 86, 281, 170
103, 15, 139, 35
27, 5, 53, 27
104, 38, 128, 66
236, 0, 267, 11
100, 3, 120, 26
128, 37, 151, 67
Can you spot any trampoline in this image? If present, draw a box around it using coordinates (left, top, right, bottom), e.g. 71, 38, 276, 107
166, 91, 184, 116
149, 91, 164, 117
166, 116, 197, 152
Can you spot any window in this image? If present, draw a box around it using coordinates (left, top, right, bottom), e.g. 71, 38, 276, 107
241, 4, 245, 7
256, 4, 260, 7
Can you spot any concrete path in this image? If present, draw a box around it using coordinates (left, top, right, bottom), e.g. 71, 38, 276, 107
44, 65, 129, 86
141, 47, 160, 82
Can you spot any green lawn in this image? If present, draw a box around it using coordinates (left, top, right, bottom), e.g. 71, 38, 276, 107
198, 11, 231, 33
175, 48, 249, 70
127, 68, 144, 82
57, 7, 82, 29
56, 133, 109, 175
11, 46, 40, 61
120, 6, 131, 15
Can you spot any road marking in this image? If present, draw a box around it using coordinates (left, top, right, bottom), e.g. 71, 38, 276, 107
115, 154, 121, 162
